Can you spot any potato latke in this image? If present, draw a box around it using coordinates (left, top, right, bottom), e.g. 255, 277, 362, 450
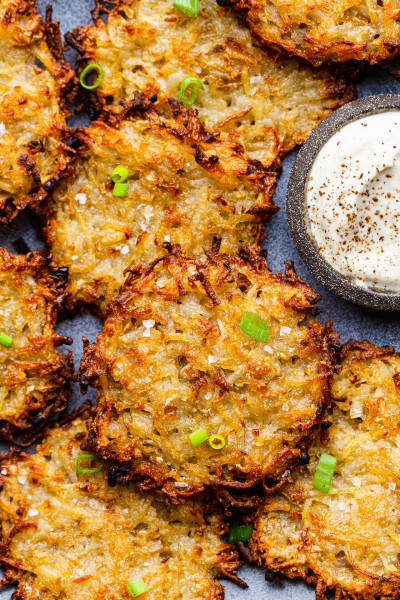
0, 413, 241, 600
69, 0, 355, 168
0, 248, 72, 441
231, 0, 400, 66
255, 340, 400, 600
0, 0, 75, 224
80, 245, 333, 500
43, 100, 278, 314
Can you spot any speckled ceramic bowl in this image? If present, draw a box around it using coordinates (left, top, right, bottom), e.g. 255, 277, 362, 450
286, 94, 400, 311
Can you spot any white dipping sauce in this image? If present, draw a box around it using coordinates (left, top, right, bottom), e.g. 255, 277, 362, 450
306, 110, 400, 292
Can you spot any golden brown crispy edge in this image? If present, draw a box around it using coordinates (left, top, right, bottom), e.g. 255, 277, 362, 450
0, 248, 73, 444
65, 0, 356, 129
249, 339, 400, 600
40, 93, 279, 314
79, 243, 337, 504
0, 402, 244, 597
0, 1, 76, 225
229, 0, 400, 66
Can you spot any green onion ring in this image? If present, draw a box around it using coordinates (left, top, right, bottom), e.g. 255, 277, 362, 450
178, 76, 204, 105
173, 0, 199, 17
313, 452, 337, 493
189, 427, 208, 447
75, 453, 105, 475
127, 578, 148, 597
239, 312, 270, 343
111, 165, 129, 183
228, 524, 253, 544
0, 332, 13, 347
79, 63, 105, 90
208, 434, 226, 450
112, 182, 129, 197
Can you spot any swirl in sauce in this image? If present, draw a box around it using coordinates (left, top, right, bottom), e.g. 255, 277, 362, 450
306, 111, 400, 292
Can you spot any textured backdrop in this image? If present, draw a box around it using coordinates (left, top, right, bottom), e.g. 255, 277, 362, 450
0, 1, 400, 597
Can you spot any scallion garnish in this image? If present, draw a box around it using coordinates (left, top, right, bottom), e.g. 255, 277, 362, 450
313, 452, 336, 493
178, 76, 204, 105
79, 63, 104, 90
75, 453, 104, 475
239, 312, 270, 343
208, 434, 226, 450
127, 578, 148, 597
189, 427, 207, 447
111, 165, 129, 183
0, 332, 13, 348
173, 0, 199, 17
112, 182, 129, 197
228, 524, 253, 544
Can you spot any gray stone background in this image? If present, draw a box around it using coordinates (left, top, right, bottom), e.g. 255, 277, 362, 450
1, 1, 400, 597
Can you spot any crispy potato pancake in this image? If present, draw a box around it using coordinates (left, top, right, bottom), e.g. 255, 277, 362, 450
0, 0, 75, 224
0, 414, 241, 600
0, 248, 73, 441
69, 0, 355, 169
231, 0, 400, 66
43, 99, 278, 314
80, 245, 333, 501
254, 340, 400, 600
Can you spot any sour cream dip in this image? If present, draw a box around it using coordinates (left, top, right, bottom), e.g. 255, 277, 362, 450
306, 110, 400, 292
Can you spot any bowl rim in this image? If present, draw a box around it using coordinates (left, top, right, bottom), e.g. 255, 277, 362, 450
286, 93, 400, 311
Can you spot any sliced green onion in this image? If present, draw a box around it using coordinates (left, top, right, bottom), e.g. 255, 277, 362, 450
127, 578, 148, 597
178, 76, 204, 105
75, 454, 104, 475
112, 182, 129, 197
173, 0, 199, 17
313, 452, 337, 493
209, 434, 226, 450
111, 165, 129, 183
239, 312, 270, 343
0, 332, 13, 347
189, 427, 207, 447
228, 524, 253, 545
79, 63, 104, 90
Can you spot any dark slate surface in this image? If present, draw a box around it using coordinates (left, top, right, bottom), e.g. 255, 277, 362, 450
0, 1, 400, 597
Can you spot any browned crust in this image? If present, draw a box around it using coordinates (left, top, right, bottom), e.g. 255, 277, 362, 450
254, 529, 400, 600
43, 5, 78, 111
80, 244, 335, 501
0, 401, 92, 586
0, 248, 73, 444
337, 338, 396, 364
53, 90, 279, 209
64, 0, 112, 118
41, 94, 279, 313
0, 1, 76, 225
0, 403, 244, 594
230, 0, 400, 66
65, 0, 356, 124
252, 337, 400, 600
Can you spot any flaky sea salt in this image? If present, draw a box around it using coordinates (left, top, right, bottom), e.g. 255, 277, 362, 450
75, 193, 87, 205
142, 319, 155, 337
